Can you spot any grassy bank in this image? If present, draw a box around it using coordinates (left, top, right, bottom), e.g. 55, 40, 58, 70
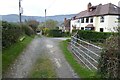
29, 54, 56, 78
60, 40, 95, 78
2, 35, 34, 73
0, 53, 2, 79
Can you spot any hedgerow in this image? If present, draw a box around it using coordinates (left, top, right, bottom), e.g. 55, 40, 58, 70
77, 30, 113, 43
2, 21, 35, 49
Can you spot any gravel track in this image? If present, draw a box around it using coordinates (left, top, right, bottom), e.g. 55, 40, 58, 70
3, 36, 78, 78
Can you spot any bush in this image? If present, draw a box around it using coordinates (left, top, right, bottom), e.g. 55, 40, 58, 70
62, 31, 71, 37
44, 29, 70, 37
22, 24, 34, 36
2, 21, 23, 49
97, 26, 120, 78
2, 21, 35, 49
77, 30, 112, 43
47, 29, 63, 37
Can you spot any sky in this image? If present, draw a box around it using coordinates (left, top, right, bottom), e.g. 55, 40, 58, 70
0, 0, 119, 16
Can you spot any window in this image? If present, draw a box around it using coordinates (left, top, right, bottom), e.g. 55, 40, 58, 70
118, 15, 120, 21
81, 18, 84, 23
100, 28, 104, 32
81, 27, 84, 30
90, 17, 93, 23
86, 18, 89, 23
77, 20, 80, 23
100, 16, 104, 22
85, 28, 91, 30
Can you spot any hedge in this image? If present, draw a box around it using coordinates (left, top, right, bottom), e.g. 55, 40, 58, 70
44, 29, 70, 37
47, 30, 63, 37
2, 21, 23, 49
77, 30, 113, 43
21, 24, 34, 36
2, 21, 35, 49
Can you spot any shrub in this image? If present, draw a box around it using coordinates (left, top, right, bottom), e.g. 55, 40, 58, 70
98, 35, 119, 78
97, 26, 120, 78
77, 30, 112, 43
47, 29, 63, 37
44, 29, 70, 37
22, 24, 34, 36
62, 31, 71, 37
2, 21, 35, 49
2, 21, 23, 49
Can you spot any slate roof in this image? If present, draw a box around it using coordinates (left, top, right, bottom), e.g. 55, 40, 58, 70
75, 3, 120, 19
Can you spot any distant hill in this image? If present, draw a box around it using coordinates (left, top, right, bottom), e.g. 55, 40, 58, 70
0, 14, 75, 22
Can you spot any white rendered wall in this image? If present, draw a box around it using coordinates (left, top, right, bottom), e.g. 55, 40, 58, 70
70, 15, 119, 33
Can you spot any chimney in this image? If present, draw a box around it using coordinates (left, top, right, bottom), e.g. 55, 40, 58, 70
87, 2, 92, 12
72, 16, 76, 20
64, 18, 67, 21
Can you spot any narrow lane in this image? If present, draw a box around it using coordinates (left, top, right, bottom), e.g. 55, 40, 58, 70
3, 36, 46, 78
3, 36, 78, 78
44, 37, 78, 78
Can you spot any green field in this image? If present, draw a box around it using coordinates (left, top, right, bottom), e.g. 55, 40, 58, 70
2, 35, 34, 74
60, 40, 96, 78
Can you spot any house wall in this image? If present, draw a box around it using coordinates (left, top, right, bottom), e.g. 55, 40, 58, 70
107, 15, 118, 32
70, 15, 119, 33
94, 16, 99, 31
96, 15, 118, 32
70, 19, 80, 33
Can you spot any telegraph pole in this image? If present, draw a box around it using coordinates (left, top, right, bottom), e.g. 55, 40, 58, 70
19, 0, 23, 23
45, 9, 46, 27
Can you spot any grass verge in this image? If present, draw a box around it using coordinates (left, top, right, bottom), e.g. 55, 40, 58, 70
2, 35, 34, 74
28, 55, 56, 78
0, 53, 1, 79
60, 40, 96, 78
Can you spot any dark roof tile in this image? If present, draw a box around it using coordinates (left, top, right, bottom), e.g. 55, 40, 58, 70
74, 3, 120, 19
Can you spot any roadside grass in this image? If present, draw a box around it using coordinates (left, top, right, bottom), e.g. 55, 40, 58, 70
0, 53, 2, 79
29, 54, 56, 78
60, 40, 96, 78
2, 35, 34, 74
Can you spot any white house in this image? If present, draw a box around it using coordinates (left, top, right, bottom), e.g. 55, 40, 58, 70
70, 3, 120, 33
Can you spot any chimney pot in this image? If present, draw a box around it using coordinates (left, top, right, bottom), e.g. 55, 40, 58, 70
87, 2, 92, 12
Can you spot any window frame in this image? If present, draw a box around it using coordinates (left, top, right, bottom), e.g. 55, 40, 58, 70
90, 17, 93, 23
81, 18, 84, 23
86, 17, 89, 23
100, 16, 104, 22
100, 28, 104, 32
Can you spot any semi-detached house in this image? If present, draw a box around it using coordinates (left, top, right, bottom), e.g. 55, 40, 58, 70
70, 3, 120, 33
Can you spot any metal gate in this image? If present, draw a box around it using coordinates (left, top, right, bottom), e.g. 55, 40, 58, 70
70, 33, 102, 70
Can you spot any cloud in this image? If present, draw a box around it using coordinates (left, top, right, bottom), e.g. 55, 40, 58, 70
0, 0, 119, 16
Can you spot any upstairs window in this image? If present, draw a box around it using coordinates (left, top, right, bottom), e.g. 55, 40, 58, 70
90, 17, 93, 23
86, 18, 89, 23
81, 18, 84, 23
100, 16, 104, 22
77, 20, 80, 23
118, 15, 120, 21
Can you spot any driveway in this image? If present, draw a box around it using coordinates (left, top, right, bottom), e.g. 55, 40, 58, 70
3, 36, 78, 78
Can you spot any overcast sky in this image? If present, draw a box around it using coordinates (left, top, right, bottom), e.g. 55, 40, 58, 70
0, 0, 119, 16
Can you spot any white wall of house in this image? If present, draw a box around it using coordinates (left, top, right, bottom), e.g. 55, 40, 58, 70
70, 15, 119, 33
107, 15, 118, 32
94, 16, 99, 32
70, 20, 74, 33
95, 15, 118, 32
70, 19, 80, 33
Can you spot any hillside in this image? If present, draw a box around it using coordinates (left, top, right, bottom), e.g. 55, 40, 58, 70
0, 14, 75, 22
